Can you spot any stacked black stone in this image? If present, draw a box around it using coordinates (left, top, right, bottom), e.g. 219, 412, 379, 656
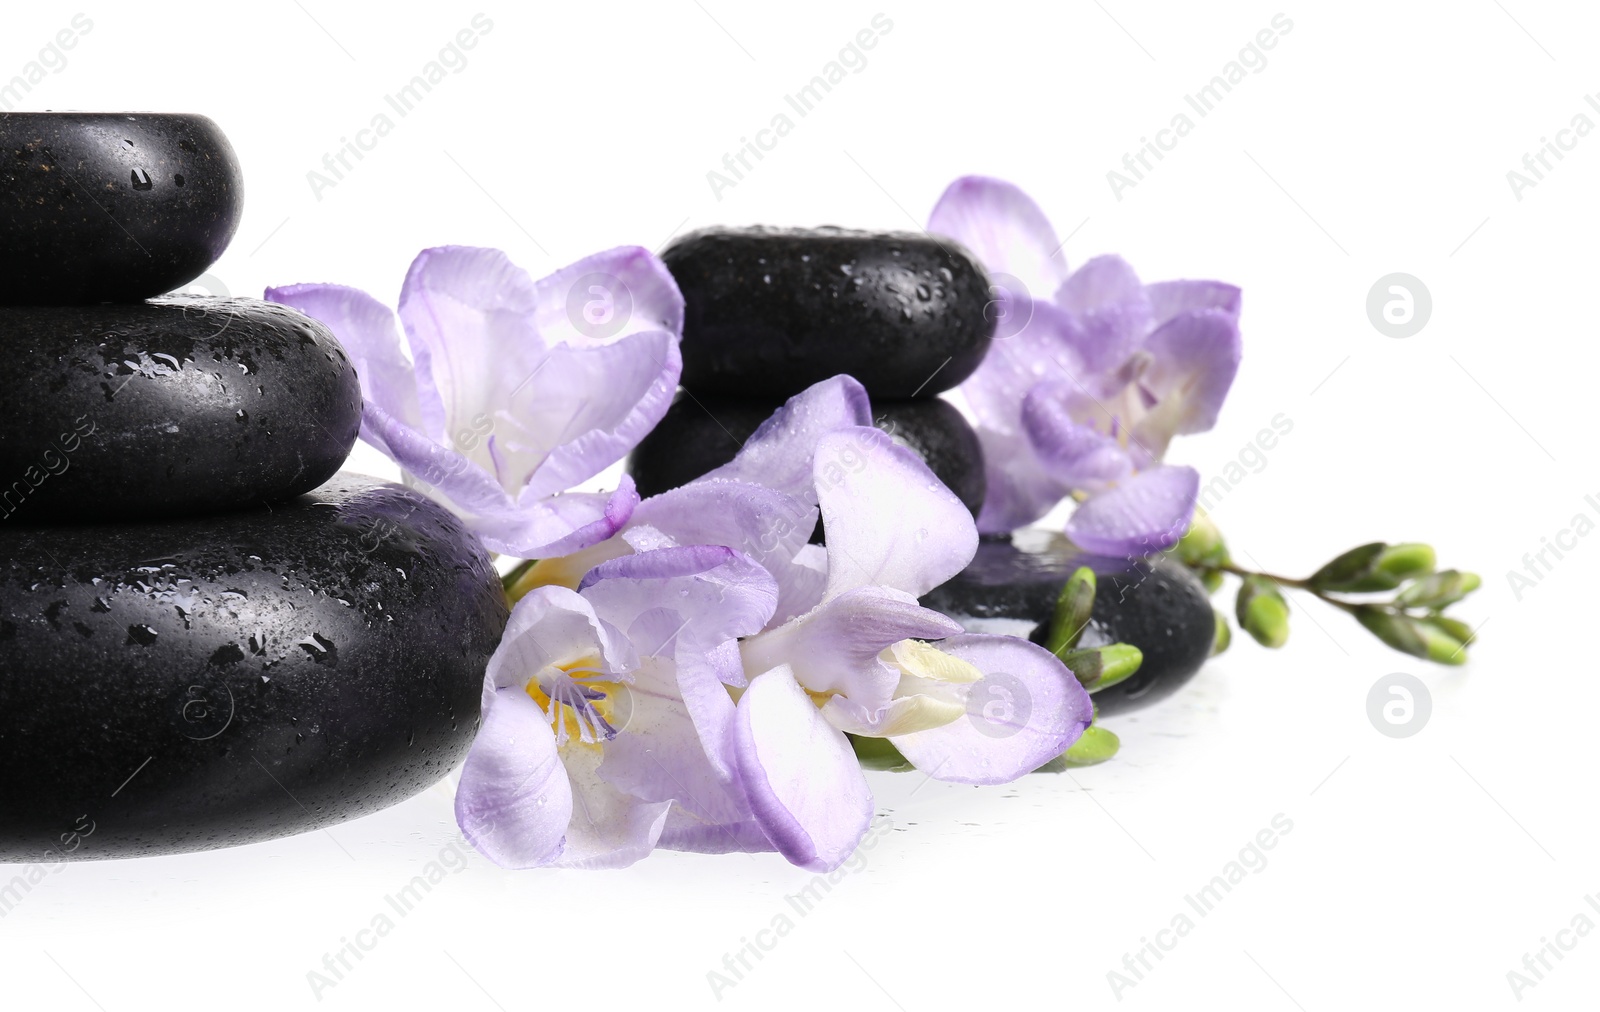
628, 227, 994, 518
0, 113, 507, 862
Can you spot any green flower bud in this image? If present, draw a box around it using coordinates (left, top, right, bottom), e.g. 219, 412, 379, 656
1211, 608, 1232, 656
1201, 569, 1225, 595
1309, 542, 1407, 592
1394, 570, 1482, 611
1176, 511, 1229, 568
1058, 644, 1144, 692
1417, 621, 1469, 665
1421, 614, 1476, 646
1046, 566, 1097, 655
1236, 574, 1290, 648
1353, 606, 1428, 658
1059, 724, 1121, 768
1374, 543, 1436, 582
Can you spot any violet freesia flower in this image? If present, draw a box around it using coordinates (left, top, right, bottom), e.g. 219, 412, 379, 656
469, 376, 1095, 871
268, 245, 683, 557
927, 176, 1242, 557
455, 544, 779, 868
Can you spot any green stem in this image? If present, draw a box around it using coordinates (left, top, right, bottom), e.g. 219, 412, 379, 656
1211, 563, 1362, 613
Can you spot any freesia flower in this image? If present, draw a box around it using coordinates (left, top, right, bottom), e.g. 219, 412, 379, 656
482, 376, 1096, 871
455, 544, 779, 868
268, 245, 683, 557
927, 176, 1242, 557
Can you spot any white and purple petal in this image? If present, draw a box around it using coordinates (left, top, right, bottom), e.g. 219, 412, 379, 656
698, 375, 872, 504
970, 424, 1071, 535
1051, 255, 1153, 375
1064, 464, 1200, 558
734, 665, 875, 871
1145, 279, 1242, 329
529, 245, 686, 349
454, 687, 572, 869
551, 744, 674, 870
739, 586, 963, 707
484, 585, 636, 712
578, 544, 779, 659
1020, 382, 1137, 491
927, 175, 1070, 298
887, 634, 1092, 784
815, 427, 977, 599
1133, 307, 1242, 439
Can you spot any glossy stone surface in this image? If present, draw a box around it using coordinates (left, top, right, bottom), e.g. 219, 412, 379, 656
0, 297, 360, 522
0, 475, 507, 862
627, 393, 985, 517
921, 530, 1215, 716
0, 112, 242, 304
664, 227, 994, 399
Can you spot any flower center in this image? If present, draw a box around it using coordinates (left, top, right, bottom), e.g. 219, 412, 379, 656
526, 657, 623, 748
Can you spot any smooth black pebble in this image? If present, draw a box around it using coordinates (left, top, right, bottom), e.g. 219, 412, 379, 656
0, 297, 361, 522
627, 393, 986, 518
921, 530, 1215, 716
0, 112, 243, 304
663, 227, 995, 399
0, 475, 507, 862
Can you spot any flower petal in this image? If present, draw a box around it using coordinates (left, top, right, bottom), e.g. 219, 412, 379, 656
816, 427, 977, 599
1064, 464, 1200, 558
510, 331, 682, 501
1051, 255, 1152, 374
970, 424, 1070, 535
657, 809, 775, 855
954, 296, 1092, 434
397, 246, 682, 501
1019, 381, 1137, 491
630, 481, 818, 623
883, 637, 1094, 787
398, 246, 543, 445
264, 282, 424, 434
734, 665, 874, 871
888, 634, 1092, 784
927, 175, 1069, 297
530, 245, 686, 349
740, 586, 962, 707
599, 657, 753, 829
1145, 279, 1241, 328
467, 480, 639, 560
552, 744, 674, 870
822, 692, 967, 738
1134, 307, 1242, 440
698, 375, 872, 505
454, 687, 572, 868
579, 544, 779, 657
484, 585, 636, 713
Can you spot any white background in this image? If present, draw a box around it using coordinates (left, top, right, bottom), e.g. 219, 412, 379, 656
2, 2, 1593, 1009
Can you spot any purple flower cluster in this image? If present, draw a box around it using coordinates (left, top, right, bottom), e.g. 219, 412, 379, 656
268, 175, 1239, 870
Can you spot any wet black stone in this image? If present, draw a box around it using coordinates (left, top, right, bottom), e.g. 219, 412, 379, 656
921, 530, 1215, 716
0, 297, 361, 522
0, 475, 507, 862
1, 113, 243, 304
663, 227, 995, 399
627, 393, 986, 518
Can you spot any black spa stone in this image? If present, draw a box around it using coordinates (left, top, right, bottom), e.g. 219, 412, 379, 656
1, 112, 243, 304
921, 530, 1215, 717
0, 474, 507, 862
663, 227, 995, 399
626, 393, 986, 518
0, 297, 361, 522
